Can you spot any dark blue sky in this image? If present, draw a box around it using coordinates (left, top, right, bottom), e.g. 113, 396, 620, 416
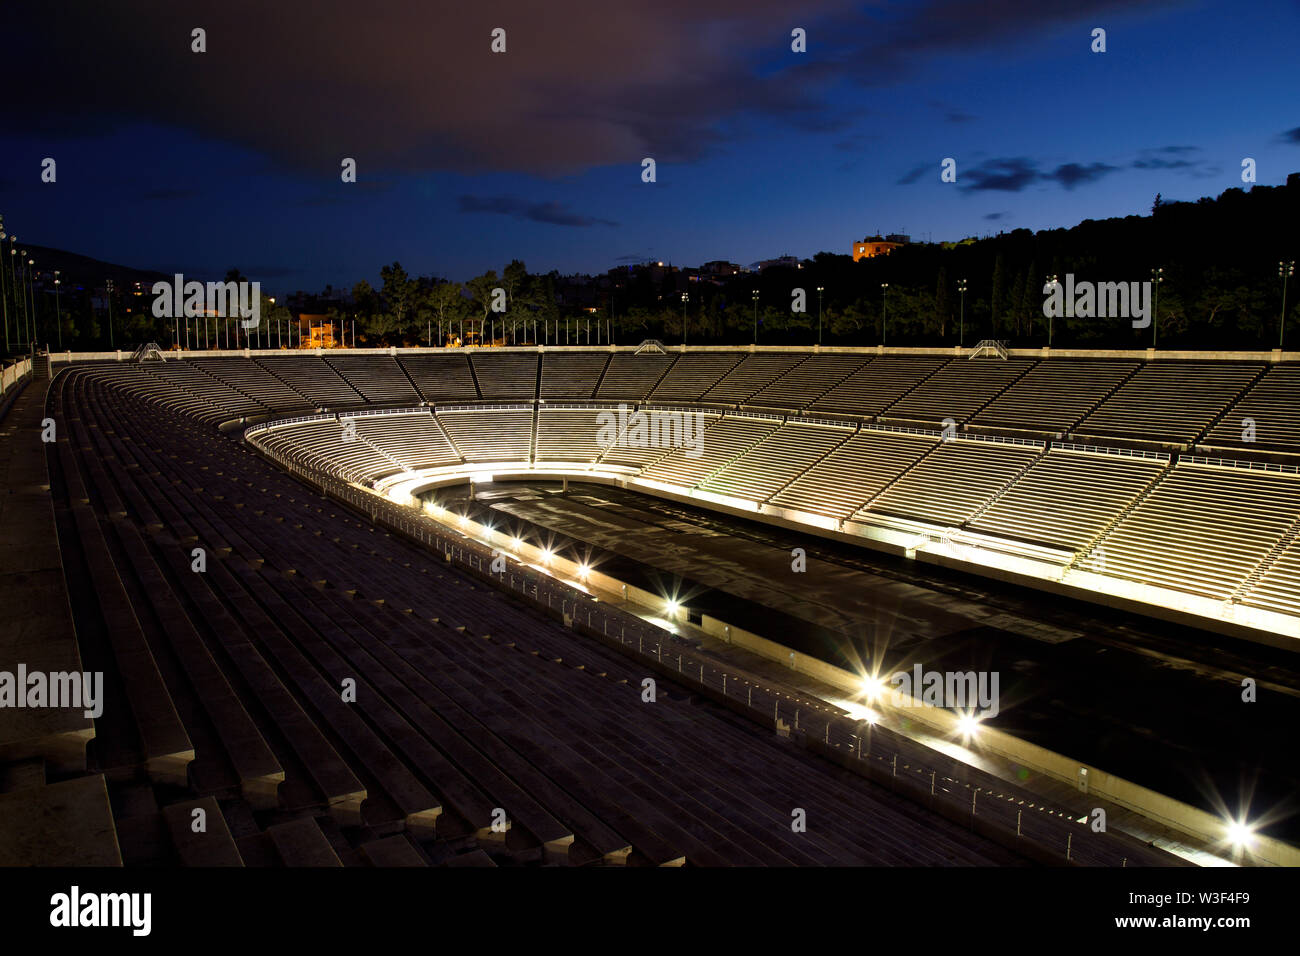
2, 0, 1298, 295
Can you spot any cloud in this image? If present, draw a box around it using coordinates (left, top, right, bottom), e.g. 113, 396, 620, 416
1044, 161, 1120, 189
3, 0, 1181, 178
983, 212, 1007, 220
960, 157, 1040, 192
957, 157, 1122, 192
1279, 126, 1300, 145
457, 195, 618, 227
896, 164, 929, 185
1130, 145, 1219, 177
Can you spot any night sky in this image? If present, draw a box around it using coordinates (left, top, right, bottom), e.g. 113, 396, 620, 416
2, 0, 1298, 295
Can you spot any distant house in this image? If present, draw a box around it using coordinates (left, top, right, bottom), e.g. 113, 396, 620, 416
852, 235, 906, 261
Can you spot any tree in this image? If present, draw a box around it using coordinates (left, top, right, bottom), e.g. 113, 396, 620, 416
466, 270, 500, 342
379, 262, 416, 334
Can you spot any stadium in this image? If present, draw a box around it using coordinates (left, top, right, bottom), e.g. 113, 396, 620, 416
3, 343, 1297, 870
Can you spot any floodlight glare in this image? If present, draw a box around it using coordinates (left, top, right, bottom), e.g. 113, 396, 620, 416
957, 713, 982, 739
1226, 819, 1256, 849
861, 674, 888, 701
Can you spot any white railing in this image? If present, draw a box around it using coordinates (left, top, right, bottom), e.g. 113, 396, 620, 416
1, 358, 34, 399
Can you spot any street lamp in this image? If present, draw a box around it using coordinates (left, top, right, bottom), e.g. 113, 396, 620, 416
1150, 267, 1163, 348
8, 246, 18, 349
0, 218, 8, 353
681, 292, 689, 348
106, 278, 114, 350
25, 258, 35, 349
880, 283, 889, 346
751, 289, 760, 344
1280, 261, 1295, 349
956, 279, 968, 348
53, 271, 62, 350
816, 286, 824, 344
1045, 275, 1059, 347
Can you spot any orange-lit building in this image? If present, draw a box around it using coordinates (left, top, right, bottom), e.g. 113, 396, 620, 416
852, 235, 904, 261
298, 314, 336, 348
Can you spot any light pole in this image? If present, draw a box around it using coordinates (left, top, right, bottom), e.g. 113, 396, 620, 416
25, 258, 35, 349
751, 289, 759, 344
957, 278, 967, 347
816, 286, 824, 344
8, 246, 19, 349
880, 283, 889, 346
681, 292, 689, 348
106, 278, 114, 350
1045, 275, 1059, 347
0, 218, 8, 353
1150, 267, 1163, 348
53, 271, 62, 350
1280, 261, 1295, 349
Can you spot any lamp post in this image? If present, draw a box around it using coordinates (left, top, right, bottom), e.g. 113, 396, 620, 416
8, 245, 19, 349
681, 292, 689, 348
816, 286, 824, 344
1045, 275, 1059, 347
0, 219, 8, 353
53, 271, 62, 350
957, 278, 967, 348
1150, 267, 1163, 348
26, 258, 35, 349
1280, 261, 1295, 349
106, 278, 115, 350
751, 289, 759, 344
880, 283, 889, 346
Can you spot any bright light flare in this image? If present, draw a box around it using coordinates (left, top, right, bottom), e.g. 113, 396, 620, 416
1226, 819, 1256, 849
956, 713, 982, 740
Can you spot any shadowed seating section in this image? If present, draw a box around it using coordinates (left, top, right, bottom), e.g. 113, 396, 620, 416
540, 353, 610, 398
326, 355, 422, 405
648, 353, 744, 402
861, 439, 1043, 527
1203, 364, 1300, 451
1075, 463, 1300, 601
747, 354, 867, 409
1074, 362, 1263, 445
437, 407, 534, 462
810, 356, 948, 416
968, 448, 1168, 550
701, 421, 853, 503
595, 353, 677, 400
640, 415, 780, 487
880, 359, 1036, 425
769, 429, 938, 519
971, 360, 1139, 435
192, 357, 314, 412
256, 356, 366, 408
536, 407, 617, 463
469, 353, 537, 399
698, 353, 808, 405
398, 354, 479, 402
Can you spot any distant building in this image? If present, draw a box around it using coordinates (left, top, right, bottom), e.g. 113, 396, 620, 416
298, 313, 335, 348
700, 260, 741, 277
852, 235, 906, 261
751, 255, 805, 273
